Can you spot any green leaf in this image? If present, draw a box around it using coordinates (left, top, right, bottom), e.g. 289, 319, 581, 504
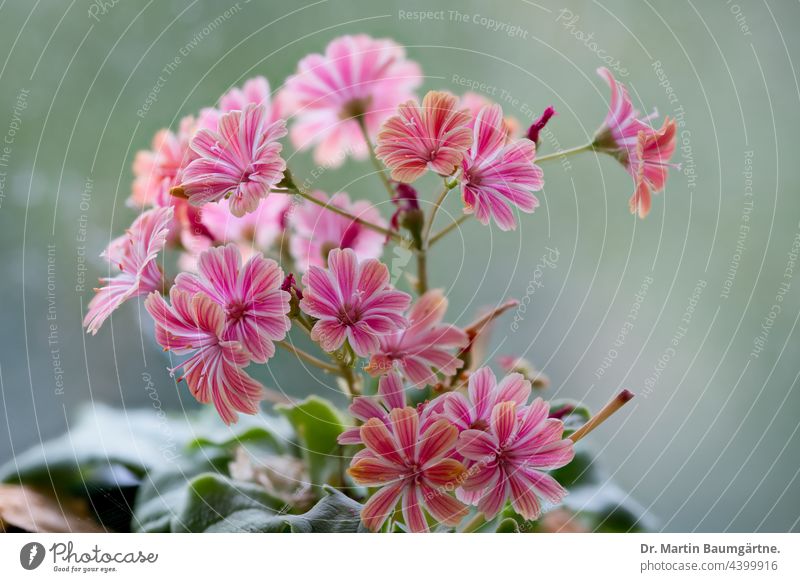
132, 421, 294, 533
548, 399, 591, 437
185, 410, 290, 453
0, 404, 191, 491
132, 447, 233, 533
550, 449, 599, 489
276, 396, 346, 488
173, 473, 284, 532
172, 474, 363, 533
282, 486, 364, 533
563, 482, 657, 532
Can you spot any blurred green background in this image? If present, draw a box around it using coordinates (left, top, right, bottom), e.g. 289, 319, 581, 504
1, 0, 799, 532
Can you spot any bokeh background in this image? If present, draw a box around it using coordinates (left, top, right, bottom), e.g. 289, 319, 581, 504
1, 0, 799, 532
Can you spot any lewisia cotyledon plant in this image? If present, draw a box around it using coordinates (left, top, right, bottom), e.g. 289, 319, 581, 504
83, 33, 674, 532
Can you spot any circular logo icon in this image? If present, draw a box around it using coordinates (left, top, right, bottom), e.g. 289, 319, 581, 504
20, 542, 46, 570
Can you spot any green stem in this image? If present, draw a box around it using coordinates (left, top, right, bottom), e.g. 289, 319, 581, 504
279, 187, 402, 243
461, 512, 488, 533
294, 313, 314, 334
416, 181, 456, 294
416, 252, 428, 295
277, 341, 341, 375
429, 214, 470, 246
337, 360, 359, 398
536, 142, 594, 163
356, 116, 397, 200
422, 182, 454, 247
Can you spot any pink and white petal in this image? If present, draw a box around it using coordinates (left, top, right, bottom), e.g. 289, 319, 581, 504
327, 247, 358, 301
518, 437, 575, 470
400, 357, 437, 388
360, 481, 404, 532
407, 289, 448, 330
356, 258, 390, 298
443, 392, 474, 430
518, 397, 550, 434
347, 456, 405, 485
348, 396, 386, 422
418, 419, 459, 466
196, 244, 241, 303
495, 372, 532, 406
470, 105, 507, 163
420, 482, 468, 527
360, 418, 404, 466
461, 461, 500, 493
457, 429, 499, 462
518, 468, 568, 505
490, 401, 518, 447
347, 321, 380, 358
401, 485, 428, 533
507, 471, 542, 521
310, 319, 348, 353
336, 426, 363, 445
378, 371, 406, 410
422, 458, 465, 487
388, 407, 419, 462
468, 367, 497, 421
476, 475, 509, 520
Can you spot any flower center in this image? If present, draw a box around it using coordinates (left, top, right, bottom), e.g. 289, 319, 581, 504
337, 304, 362, 327
226, 301, 248, 324
402, 463, 423, 484
239, 164, 255, 183
469, 418, 489, 431
340, 97, 371, 121
462, 168, 479, 186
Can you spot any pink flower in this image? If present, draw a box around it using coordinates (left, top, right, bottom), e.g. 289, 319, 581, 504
594, 67, 658, 151
628, 118, 678, 219
338, 371, 442, 445
178, 104, 287, 217
174, 244, 291, 363
338, 371, 407, 444
83, 207, 173, 335
441, 367, 531, 432
130, 116, 195, 208
348, 407, 468, 532
289, 191, 386, 272
497, 355, 549, 389
367, 289, 468, 388
375, 91, 473, 183
461, 105, 543, 230
282, 35, 422, 166
145, 288, 265, 424
299, 248, 410, 357
594, 67, 678, 218
176, 195, 290, 273
201, 195, 290, 250
457, 399, 574, 520
459, 92, 520, 136
198, 76, 284, 131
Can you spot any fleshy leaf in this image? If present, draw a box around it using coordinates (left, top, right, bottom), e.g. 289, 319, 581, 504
172, 474, 362, 533
0, 404, 192, 490
276, 396, 346, 488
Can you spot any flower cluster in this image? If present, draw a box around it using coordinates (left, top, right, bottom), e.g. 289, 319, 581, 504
343, 368, 574, 531
83, 34, 668, 531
